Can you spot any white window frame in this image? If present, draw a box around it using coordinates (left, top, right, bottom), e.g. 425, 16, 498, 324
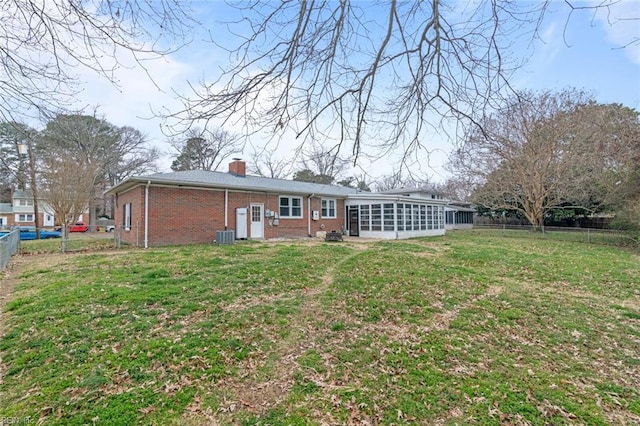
16, 214, 34, 222
279, 196, 303, 218
124, 202, 132, 231
321, 198, 337, 218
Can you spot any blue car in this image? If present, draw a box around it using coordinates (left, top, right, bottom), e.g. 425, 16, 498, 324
0, 227, 62, 240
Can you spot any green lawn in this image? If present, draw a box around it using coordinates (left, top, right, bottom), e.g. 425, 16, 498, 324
1, 232, 638, 425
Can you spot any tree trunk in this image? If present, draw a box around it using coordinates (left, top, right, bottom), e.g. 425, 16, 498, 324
26, 138, 41, 239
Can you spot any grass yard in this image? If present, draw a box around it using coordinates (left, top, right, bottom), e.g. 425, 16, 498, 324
0, 231, 638, 425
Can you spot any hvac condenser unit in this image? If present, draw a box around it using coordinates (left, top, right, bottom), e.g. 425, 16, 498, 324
215, 230, 235, 245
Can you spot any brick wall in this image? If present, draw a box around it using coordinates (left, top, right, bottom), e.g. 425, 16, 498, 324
113, 184, 346, 246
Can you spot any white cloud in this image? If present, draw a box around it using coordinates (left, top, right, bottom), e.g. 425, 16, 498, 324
70, 47, 197, 170
591, 0, 640, 65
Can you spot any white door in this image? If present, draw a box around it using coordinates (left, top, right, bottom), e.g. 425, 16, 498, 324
250, 203, 264, 239
0, 216, 6, 228
43, 214, 55, 227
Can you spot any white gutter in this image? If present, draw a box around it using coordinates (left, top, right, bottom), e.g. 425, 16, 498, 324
308, 193, 315, 236
144, 180, 150, 248
224, 188, 229, 229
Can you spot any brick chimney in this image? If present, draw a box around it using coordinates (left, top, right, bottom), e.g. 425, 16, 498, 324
228, 159, 246, 177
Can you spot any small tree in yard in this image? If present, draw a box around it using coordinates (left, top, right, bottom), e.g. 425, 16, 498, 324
39, 156, 98, 246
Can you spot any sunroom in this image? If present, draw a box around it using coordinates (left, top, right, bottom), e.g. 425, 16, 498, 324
344, 192, 447, 239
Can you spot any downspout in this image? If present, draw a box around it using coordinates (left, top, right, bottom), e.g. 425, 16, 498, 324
144, 180, 150, 248
224, 189, 229, 229
308, 194, 315, 237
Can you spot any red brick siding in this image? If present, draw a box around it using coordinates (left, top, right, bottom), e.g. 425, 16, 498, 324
113, 184, 346, 246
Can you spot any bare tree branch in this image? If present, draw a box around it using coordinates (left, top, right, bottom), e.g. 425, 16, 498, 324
174, 1, 540, 164
0, 0, 193, 121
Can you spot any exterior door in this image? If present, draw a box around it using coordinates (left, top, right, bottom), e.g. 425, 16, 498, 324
250, 203, 264, 239
349, 206, 359, 236
43, 214, 54, 227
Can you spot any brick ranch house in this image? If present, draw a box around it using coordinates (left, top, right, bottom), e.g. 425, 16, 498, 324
106, 160, 449, 247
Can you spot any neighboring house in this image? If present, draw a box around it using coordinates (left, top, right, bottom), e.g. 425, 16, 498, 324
0, 203, 11, 229
106, 160, 449, 247
0, 190, 58, 229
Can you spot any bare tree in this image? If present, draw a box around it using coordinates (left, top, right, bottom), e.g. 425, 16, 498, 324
39, 155, 99, 246
175, 1, 637, 166
105, 126, 159, 186
170, 127, 240, 171
373, 170, 432, 193
452, 89, 640, 231
300, 142, 350, 180
0, 122, 32, 191
38, 113, 158, 225
374, 172, 407, 193
438, 176, 475, 202
0, 0, 193, 121
249, 149, 291, 179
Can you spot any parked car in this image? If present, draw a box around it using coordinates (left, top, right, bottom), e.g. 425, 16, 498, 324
54, 222, 89, 232
69, 222, 89, 232
105, 225, 115, 232
0, 227, 62, 240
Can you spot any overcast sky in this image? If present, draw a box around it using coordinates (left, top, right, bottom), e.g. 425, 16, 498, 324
68, 0, 640, 183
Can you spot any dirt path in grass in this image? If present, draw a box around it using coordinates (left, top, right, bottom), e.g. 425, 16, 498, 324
211, 242, 372, 419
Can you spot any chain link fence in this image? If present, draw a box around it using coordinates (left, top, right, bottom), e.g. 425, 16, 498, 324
0, 229, 20, 271
470, 224, 637, 247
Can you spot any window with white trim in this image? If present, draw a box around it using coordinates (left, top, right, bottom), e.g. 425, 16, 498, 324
371, 204, 382, 231
321, 199, 336, 218
360, 205, 370, 231
383, 203, 394, 231
279, 196, 302, 218
16, 214, 34, 222
123, 202, 132, 230
397, 204, 405, 231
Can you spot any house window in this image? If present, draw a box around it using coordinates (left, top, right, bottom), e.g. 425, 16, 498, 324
19, 199, 34, 206
359, 205, 370, 231
427, 206, 433, 229
123, 202, 132, 230
16, 214, 34, 222
371, 204, 382, 231
251, 205, 261, 222
412, 204, 420, 231
383, 203, 395, 231
321, 199, 336, 218
397, 204, 405, 231
420, 205, 427, 230
279, 196, 302, 218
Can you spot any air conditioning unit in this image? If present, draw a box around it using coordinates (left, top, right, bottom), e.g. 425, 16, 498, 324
215, 230, 235, 244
